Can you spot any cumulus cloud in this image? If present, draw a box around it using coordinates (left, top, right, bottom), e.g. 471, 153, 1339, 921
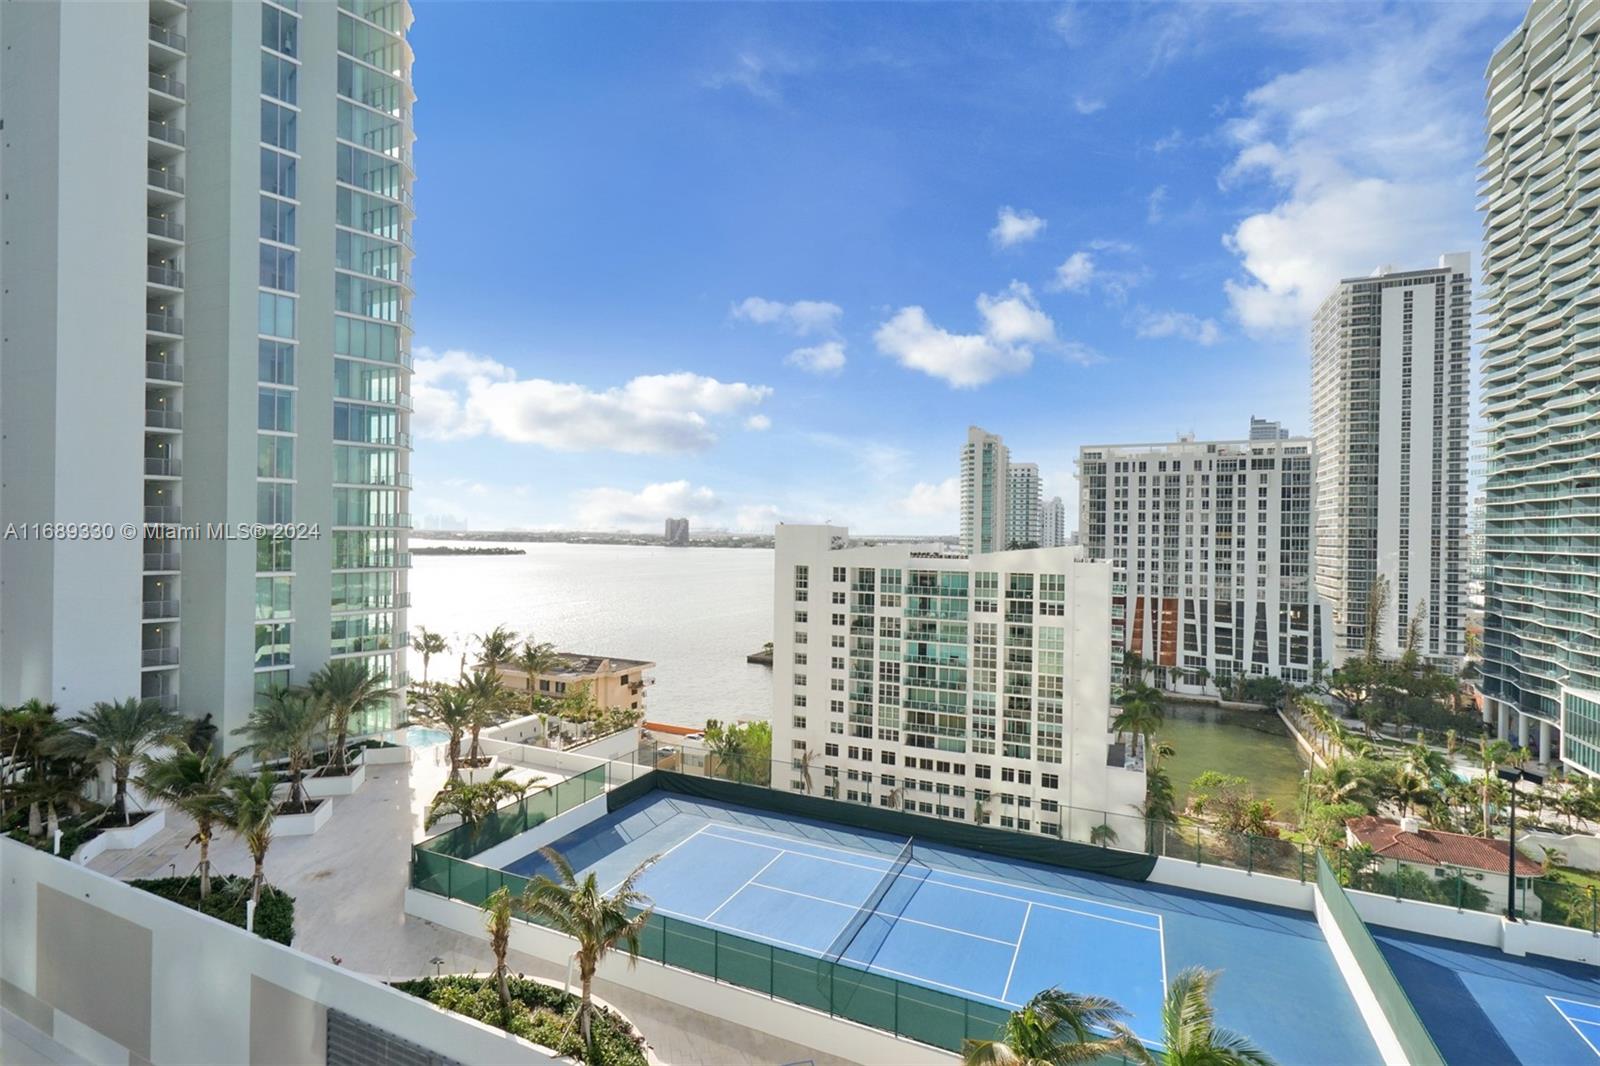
785, 340, 847, 374
900, 477, 959, 518
744, 413, 772, 431
1218, 7, 1494, 334
1052, 251, 1096, 293
989, 206, 1047, 249
411, 347, 771, 453
731, 297, 843, 336
1133, 308, 1222, 347
574, 481, 721, 532
875, 282, 1056, 388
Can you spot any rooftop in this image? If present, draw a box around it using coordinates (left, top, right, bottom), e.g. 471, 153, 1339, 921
1346, 815, 1541, 876
498, 652, 655, 678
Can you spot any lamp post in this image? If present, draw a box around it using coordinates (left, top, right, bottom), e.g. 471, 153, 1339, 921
1498, 764, 1545, 921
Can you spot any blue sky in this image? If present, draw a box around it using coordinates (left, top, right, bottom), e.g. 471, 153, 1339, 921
407, 0, 1522, 535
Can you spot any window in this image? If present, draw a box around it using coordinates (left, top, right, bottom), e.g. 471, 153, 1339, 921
257, 387, 294, 432
261, 52, 298, 104
258, 293, 296, 339
257, 481, 293, 524
262, 3, 298, 57
256, 434, 294, 479
260, 148, 297, 198
259, 244, 296, 291
258, 340, 295, 385
260, 196, 297, 245
261, 101, 298, 151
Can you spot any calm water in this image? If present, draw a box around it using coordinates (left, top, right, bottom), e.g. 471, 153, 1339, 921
408, 541, 775, 728
1157, 703, 1310, 823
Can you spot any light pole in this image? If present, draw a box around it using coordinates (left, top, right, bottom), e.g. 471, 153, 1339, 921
1498, 764, 1545, 921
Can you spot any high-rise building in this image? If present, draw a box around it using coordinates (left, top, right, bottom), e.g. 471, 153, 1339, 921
959, 426, 1009, 555
1041, 496, 1067, 549
1249, 417, 1291, 442
0, 0, 415, 739
1006, 462, 1042, 547
663, 517, 690, 546
1078, 429, 1327, 691
772, 525, 1145, 841
1311, 255, 1470, 668
1479, 0, 1600, 773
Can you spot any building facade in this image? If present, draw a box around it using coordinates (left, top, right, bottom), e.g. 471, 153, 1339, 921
663, 517, 690, 546
1078, 430, 1327, 691
959, 426, 1009, 555
1041, 496, 1068, 549
1479, 0, 1600, 773
496, 653, 654, 715
0, 0, 415, 740
1006, 463, 1042, 547
771, 525, 1145, 843
1311, 255, 1470, 668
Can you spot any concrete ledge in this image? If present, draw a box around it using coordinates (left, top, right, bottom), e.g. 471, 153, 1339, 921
303, 762, 367, 798
463, 757, 502, 785
74, 809, 167, 866
1149, 856, 1315, 910
275, 799, 333, 837
360, 745, 412, 766
470, 795, 609, 870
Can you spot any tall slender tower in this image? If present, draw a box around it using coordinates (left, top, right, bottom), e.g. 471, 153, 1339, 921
959, 426, 1009, 555
1479, 0, 1600, 772
1311, 256, 1470, 668
0, 0, 416, 740
1006, 463, 1042, 547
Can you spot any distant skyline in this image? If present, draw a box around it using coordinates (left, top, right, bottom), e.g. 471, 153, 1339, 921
408, 1, 1519, 534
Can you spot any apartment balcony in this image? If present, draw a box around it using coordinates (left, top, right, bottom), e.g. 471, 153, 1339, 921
148, 120, 185, 156
146, 313, 183, 337
143, 549, 181, 572
146, 216, 184, 243
148, 71, 185, 101
141, 647, 180, 669
144, 457, 181, 477
148, 22, 185, 53
145, 360, 183, 383
143, 599, 180, 621
147, 168, 185, 197
145, 408, 182, 431
147, 265, 183, 290
144, 504, 181, 524
143, 692, 181, 712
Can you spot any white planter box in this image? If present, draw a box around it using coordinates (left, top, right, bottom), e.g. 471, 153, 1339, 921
302, 761, 367, 798
274, 798, 333, 837
73, 808, 167, 865
359, 744, 411, 766
462, 756, 501, 785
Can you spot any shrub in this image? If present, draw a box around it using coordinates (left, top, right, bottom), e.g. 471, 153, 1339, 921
130, 876, 296, 945
394, 975, 646, 1066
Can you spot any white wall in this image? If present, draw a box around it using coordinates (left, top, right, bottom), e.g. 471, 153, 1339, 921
470, 794, 610, 870
0, 840, 559, 1065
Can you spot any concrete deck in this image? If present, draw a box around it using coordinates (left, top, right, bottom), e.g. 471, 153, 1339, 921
87, 746, 862, 1066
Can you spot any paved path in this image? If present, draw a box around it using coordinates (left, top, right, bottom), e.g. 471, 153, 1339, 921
90, 752, 862, 1066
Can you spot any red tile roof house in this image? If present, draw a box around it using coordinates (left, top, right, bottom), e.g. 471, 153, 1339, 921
1345, 815, 1544, 919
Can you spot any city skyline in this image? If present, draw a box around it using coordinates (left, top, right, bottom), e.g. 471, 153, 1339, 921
404, 2, 1520, 534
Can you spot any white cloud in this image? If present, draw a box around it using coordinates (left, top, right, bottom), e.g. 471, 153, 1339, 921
874, 282, 1055, 388
412, 347, 771, 454
1052, 251, 1096, 293
1152, 128, 1185, 153
1134, 308, 1222, 347
702, 51, 800, 103
573, 481, 721, 532
1218, 7, 1494, 334
1146, 184, 1168, 224
785, 340, 847, 374
744, 413, 772, 431
1072, 95, 1106, 115
900, 477, 959, 518
1051, 5, 1083, 45
731, 297, 843, 336
989, 206, 1047, 249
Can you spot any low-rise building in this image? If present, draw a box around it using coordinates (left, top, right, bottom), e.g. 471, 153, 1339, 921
1345, 814, 1541, 919
497, 653, 654, 713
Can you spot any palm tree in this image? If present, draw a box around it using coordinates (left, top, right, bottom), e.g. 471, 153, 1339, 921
1089, 823, 1119, 848
1475, 737, 1514, 836
521, 847, 658, 1049
411, 627, 448, 685
1122, 967, 1273, 1066
137, 746, 237, 899
707, 722, 751, 782
1113, 684, 1165, 756
423, 768, 527, 832
1363, 573, 1390, 662
475, 625, 520, 676
796, 748, 819, 794
513, 640, 560, 722
51, 697, 184, 824
1390, 766, 1432, 818
26, 756, 93, 841
1310, 759, 1375, 812
483, 886, 515, 1018
460, 668, 512, 764
225, 768, 277, 909
411, 682, 474, 779
2, 699, 66, 832
962, 987, 1135, 1065
232, 687, 324, 813
307, 659, 394, 773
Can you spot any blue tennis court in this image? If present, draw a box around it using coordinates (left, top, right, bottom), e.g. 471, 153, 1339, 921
1552, 997, 1600, 1058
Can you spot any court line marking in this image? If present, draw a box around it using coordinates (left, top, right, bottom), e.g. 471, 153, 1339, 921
740, 879, 1021, 947
1001, 903, 1033, 1005
1548, 996, 1600, 1059
706, 852, 786, 924
601, 822, 713, 896
697, 821, 1161, 926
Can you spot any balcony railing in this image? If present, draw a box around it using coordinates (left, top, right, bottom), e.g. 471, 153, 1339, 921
144, 693, 180, 712
147, 169, 185, 194
145, 408, 182, 430
148, 71, 185, 99
144, 504, 181, 523
148, 120, 185, 147
145, 360, 183, 383
143, 599, 180, 620
148, 22, 186, 51
146, 313, 182, 335
146, 216, 184, 240
144, 457, 181, 476
144, 551, 181, 571
147, 265, 183, 288
141, 647, 180, 668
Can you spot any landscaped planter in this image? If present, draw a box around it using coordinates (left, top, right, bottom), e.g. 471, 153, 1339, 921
358, 743, 411, 766
274, 798, 332, 836
462, 756, 502, 784
72, 808, 166, 865
302, 760, 367, 798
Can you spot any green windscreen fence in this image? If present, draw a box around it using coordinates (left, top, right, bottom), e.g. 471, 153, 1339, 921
1314, 853, 1445, 1066
650, 768, 1158, 882
415, 764, 607, 860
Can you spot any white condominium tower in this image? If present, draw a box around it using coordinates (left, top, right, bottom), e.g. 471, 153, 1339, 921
772, 525, 1145, 842
1007, 463, 1042, 547
1479, 0, 1600, 773
1078, 430, 1327, 691
0, 0, 415, 739
1041, 496, 1067, 549
1311, 255, 1471, 667
959, 426, 1009, 554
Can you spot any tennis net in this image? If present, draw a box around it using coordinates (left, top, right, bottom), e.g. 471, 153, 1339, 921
823, 837, 915, 963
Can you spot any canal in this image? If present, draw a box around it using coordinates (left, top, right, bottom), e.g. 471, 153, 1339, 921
1155, 701, 1311, 824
